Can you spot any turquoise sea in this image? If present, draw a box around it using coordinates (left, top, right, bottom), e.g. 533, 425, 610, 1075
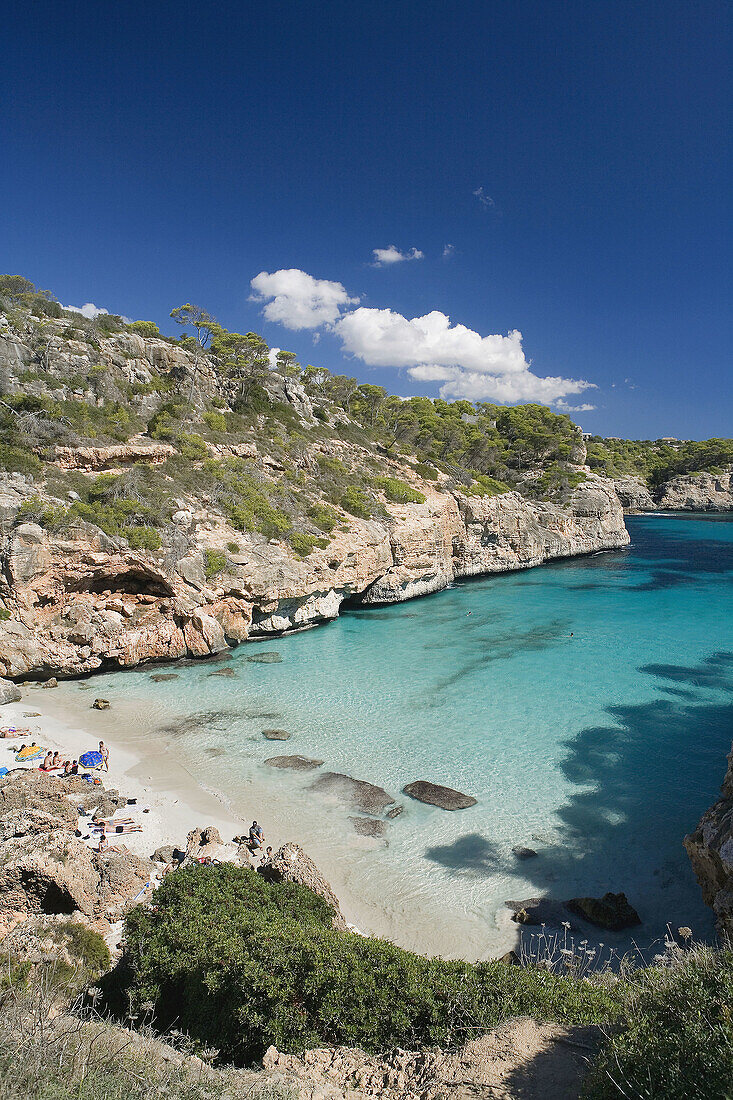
68, 513, 733, 958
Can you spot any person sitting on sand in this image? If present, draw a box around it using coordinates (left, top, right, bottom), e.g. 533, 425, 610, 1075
70, 760, 79, 774
97, 833, 108, 852
51, 752, 62, 769
248, 820, 265, 852
62, 760, 72, 775
99, 741, 109, 771
39, 752, 54, 771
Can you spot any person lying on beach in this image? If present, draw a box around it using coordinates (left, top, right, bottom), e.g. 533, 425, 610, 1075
102, 823, 142, 835
248, 821, 265, 852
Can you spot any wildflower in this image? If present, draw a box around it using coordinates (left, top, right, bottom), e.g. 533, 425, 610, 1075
561, 921, 571, 929
678, 926, 692, 942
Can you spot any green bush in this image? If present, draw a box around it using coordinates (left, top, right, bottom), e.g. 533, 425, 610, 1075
340, 486, 372, 518
413, 462, 438, 480
127, 319, 161, 338
372, 476, 426, 504
0, 445, 42, 479
585, 945, 733, 1100
468, 475, 511, 497
307, 502, 339, 532
176, 433, 208, 460
226, 541, 239, 553
290, 532, 328, 558
115, 864, 618, 1068
203, 411, 228, 433
203, 549, 226, 578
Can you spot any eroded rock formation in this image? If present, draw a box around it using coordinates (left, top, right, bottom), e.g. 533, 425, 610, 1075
684, 742, 733, 939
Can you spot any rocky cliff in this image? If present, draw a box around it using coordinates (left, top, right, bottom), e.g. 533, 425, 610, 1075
612, 470, 733, 513
0, 311, 630, 679
684, 743, 733, 939
0, 467, 628, 679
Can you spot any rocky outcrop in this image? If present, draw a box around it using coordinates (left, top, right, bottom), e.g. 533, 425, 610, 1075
684, 742, 733, 939
0, 772, 153, 934
656, 469, 733, 511
258, 842, 347, 930
0, 677, 21, 704
613, 469, 733, 513
612, 476, 655, 512
403, 780, 477, 810
262, 1017, 602, 1100
309, 772, 397, 815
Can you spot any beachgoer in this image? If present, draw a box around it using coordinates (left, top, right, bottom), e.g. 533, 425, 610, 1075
51, 752, 62, 768
97, 833, 108, 852
70, 760, 79, 774
99, 741, 109, 771
63, 761, 72, 775
40, 752, 53, 771
248, 820, 265, 852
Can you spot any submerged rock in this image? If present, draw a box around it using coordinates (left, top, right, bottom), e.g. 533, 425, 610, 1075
265, 755, 323, 770
512, 845, 538, 861
150, 673, 180, 682
349, 816, 387, 838
92, 698, 110, 710
258, 841, 347, 930
262, 729, 291, 741
208, 667, 236, 677
246, 652, 283, 663
309, 771, 395, 815
506, 897, 570, 927
566, 892, 641, 930
403, 780, 477, 810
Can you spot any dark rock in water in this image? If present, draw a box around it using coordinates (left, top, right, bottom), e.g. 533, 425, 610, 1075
92, 698, 110, 710
244, 710, 282, 720
506, 897, 570, 927
150, 673, 179, 682
512, 845, 538, 861
403, 780, 477, 810
262, 729, 291, 741
204, 747, 226, 758
349, 816, 387, 838
246, 652, 283, 663
209, 667, 236, 678
310, 772, 395, 815
77, 683, 91, 689
266, 755, 324, 771
497, 950, 520, 965
386, 805, 404, 819
566, 892, 642, 930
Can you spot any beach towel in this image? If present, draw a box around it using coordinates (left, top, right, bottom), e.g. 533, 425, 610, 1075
15, 746, 44, 762
79, 750, 104, 769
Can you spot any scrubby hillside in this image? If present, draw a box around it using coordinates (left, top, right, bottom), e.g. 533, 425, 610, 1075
0, 276, 629, 679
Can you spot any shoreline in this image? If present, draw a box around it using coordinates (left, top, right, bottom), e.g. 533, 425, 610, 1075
2, 685, 518, 960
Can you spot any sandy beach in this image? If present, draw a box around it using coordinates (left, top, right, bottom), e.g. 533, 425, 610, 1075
0, 678, 519, 961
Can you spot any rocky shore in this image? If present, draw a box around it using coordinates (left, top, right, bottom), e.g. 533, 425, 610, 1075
613, 470, 733, 513
684, 741, 733, 939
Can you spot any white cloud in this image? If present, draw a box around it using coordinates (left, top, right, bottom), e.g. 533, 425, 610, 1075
335, 307, 595, 405
267, 347, 281, 370
555, 400, 597, 413
473, 186, 495, 208
62, 302, 109, 319
250, 269, 358, 330
371, 245, 424, 267
442, 243, 455, 259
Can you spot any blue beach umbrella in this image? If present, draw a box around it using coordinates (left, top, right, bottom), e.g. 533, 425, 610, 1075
79, 750, 104, 769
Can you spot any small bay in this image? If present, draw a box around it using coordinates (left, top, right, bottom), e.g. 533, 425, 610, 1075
53, 513, 733, 958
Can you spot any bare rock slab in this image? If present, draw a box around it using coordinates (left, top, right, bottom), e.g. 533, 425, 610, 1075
310, 772, 396, 815
266, 755, 324, 771
403, 780, 477, 810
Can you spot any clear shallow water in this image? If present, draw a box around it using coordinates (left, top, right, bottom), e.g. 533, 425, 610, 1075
73, 514, 733, 958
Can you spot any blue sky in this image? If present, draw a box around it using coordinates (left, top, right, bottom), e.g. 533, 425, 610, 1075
3, 0, 730, 438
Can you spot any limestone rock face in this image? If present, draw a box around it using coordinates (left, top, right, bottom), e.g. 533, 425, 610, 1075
258, 842, 347, 930
657, 469, 733, 511
684, 742, 733, 938
612, 476, 655, 512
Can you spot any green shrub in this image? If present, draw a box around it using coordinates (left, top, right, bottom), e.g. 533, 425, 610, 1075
307, 502, 339, 532
203, 411, 228, 433
176, 433, 208, 460
340, 486, 372, 518
413, 461, 438, 480
372, 476, 426, 504
16, 497, 70, 532
127, 319, 161, 338
0, 609, 11, 621
0, 445, 42, 478
468, 475, 511, 497
585, 945, 733, 1100
125, 526, 162, 551
226, 541, 239, 553
203, 549, 226, 578
115, 864, 618, 1068
290, 532, 328, 558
